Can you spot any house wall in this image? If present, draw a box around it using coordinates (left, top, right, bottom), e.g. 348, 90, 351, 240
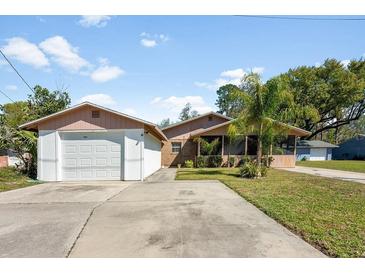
38, 130, 59, 181
163, 115, 229, 139
161, 138, 197, 167
296, 148, 311, 161
271, 155, 296, 168
144, 132, 162, 178
124, 129, 144, 181
333, 136, 365, 160
38, 105, 144, 131
0, 156, 8, 168
327, 148, 332, 160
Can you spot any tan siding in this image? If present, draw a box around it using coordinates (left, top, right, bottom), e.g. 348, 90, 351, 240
271, 155, 296, 168
162, 115, 229, 139
38, 105, 144, 130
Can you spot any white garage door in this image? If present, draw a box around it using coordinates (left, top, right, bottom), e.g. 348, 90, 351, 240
310, 148, 327, 161
61, 132, 123, 181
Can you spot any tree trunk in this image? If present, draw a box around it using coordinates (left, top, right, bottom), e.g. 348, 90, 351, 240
257, 121, 263, 171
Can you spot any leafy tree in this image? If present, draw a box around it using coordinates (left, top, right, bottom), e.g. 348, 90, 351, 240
275, 59, 365, 140
228, 73, 291, 173
27, 85, 71, 120
0, 85, 71, 178
215, 84, 247, 118
179, 103, 199, 121
157, 118, 172, 128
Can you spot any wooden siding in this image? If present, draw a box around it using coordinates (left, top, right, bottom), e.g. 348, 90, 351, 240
271, 155, 296, 168
38, 105, 144, 131
162, 115, 229, 139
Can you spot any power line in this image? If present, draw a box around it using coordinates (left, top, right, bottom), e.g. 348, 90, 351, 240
0, 89, 15, 103
0, 49, 34, 94
235, 15, 365, 21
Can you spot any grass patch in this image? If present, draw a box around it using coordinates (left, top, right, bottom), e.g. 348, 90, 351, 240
0, 167, 40, 192
297, 160, 365, 173
176, 168, 365, 258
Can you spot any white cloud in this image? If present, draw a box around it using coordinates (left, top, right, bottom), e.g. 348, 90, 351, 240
1, 37, 49, 69
122, 108, 137, 116
90, 61, 124, 82
195, 67, 265, 91
252, 67, 265, 74
220, 68, 246, 79
39, 36, 90, 72
315, 62, 322, 67
78, 93, 117, 106
78, 16, 111, 28
140, 32, 169, 48
151, 95, 212, 114
341, 59, 350, 67
141, 39, 157, 48
150, 97, 162, 104
5, 85, 17, 91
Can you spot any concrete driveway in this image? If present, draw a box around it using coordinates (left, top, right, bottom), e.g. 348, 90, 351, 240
280, 166, 365, 184
0, 170, 324, 258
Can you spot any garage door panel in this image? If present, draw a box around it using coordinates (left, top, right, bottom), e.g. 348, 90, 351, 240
310, 148, 327, 161
61, 132, 123, 181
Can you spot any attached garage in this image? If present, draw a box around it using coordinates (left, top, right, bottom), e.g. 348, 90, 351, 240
296, 140, 338, 161
20, 102, 167, 182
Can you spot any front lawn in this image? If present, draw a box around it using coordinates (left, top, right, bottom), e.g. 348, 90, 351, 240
176, 168, 365, 258
297, 160, 365, 173
0, 167, 39, 192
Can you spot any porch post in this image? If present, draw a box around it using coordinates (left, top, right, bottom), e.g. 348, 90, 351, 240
221, 135, 225, 157
293, 136, 297, 156
197, 138, 201, 156
244, 136, 248, 156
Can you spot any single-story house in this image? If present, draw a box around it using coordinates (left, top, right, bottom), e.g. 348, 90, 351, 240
296, 140, 338, 161
20, 102, 167, 181
20, 102, 312, 182
161, 112, 311, 168
333, 134, 365, 160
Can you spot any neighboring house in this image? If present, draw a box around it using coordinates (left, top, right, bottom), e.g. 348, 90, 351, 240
296, 140, 338, 161
333, 134, 365, 160
161, 112, 310, 168
0, 149, 22, 168
20, 102, 167, 182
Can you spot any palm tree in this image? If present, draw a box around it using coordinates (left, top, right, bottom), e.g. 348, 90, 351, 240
228, 73, 292, 170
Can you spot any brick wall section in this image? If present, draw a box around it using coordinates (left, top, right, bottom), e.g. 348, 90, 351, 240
162, 139, 197, 167
0, 156, 8, 168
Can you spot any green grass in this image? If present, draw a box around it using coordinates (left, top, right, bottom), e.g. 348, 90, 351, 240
297, 160, 365, 173
176, 168, 365, 258
0, 167, 39, 192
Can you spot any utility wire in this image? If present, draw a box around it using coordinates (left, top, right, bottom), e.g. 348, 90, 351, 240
0, 49, 34, 94
235, 15, 365, 21
0, 89, 15, 103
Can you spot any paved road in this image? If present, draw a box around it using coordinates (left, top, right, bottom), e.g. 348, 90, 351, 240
0, 169, 324, 258
279, 166, 365, 184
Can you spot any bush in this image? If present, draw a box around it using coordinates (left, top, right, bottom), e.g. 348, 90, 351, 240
228, 156, 235, 167
240, 161, 260, 178
238, 155, 251, 167
184, 160, 194, 168
196, 155, 206, 168
301, 156, 307, 161
262, 155, 274, 167
239, 160, 269, 178
207, 155, 223, 167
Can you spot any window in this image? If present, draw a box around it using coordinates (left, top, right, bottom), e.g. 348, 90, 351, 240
171, 142, 182, 153
91, 110, 100, 118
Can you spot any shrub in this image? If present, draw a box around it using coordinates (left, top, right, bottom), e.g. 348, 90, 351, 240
238, 155, 251, 166
208, 155, 223, 167
196, 155, 206, 168
184, 160, 194, 168
260, 165, 268, 177
301, 156, 307, 161
228, 156, 235, 167
239, 161, 260, 178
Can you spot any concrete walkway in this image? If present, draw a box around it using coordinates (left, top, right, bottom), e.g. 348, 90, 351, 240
145, 168, 177, 182
279, 166, 365, 184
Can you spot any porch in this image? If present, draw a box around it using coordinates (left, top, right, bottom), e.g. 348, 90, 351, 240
195, 135, 297, 168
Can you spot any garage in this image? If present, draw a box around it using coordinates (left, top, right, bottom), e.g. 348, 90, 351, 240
20, 102, 168, 182
61, 132, 123, 181
310, 148, 327, 161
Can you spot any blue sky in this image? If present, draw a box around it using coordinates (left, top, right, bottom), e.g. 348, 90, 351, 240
1, 15, 365, 123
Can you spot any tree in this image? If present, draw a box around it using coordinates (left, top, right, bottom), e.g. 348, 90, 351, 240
274, 59, 365, 140
228, 73, 291, 172
0, 85, 71, 178
157, 118, 172, 128
215, 84, 247, 118
179, 103, 199, 121
27, 85, 71, 120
